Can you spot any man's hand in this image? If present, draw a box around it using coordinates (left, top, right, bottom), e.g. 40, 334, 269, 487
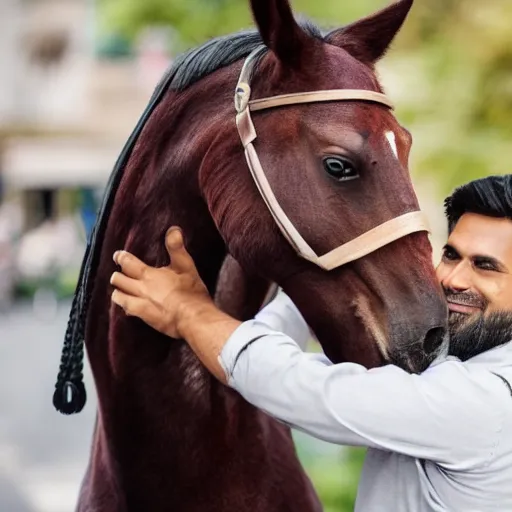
110, 227, 242, 383
111, 227, 212, 339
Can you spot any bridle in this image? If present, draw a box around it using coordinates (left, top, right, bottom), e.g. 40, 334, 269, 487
234, 47, 430, 271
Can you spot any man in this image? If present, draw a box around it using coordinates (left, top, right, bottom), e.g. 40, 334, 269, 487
110, 175, 512, 511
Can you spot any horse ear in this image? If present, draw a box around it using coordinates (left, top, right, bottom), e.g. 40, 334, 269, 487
250, 0, 309, 65
327, 0, 413, 65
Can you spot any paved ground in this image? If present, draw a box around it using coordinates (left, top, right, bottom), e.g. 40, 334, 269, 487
0, 301, 97, 512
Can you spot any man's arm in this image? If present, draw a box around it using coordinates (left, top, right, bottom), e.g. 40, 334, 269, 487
110, 228, 500, 469
255, 288, 312, 351
219, 320, 500, 468
177, 301, 240, 383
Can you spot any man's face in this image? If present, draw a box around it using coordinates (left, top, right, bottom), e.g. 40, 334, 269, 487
436, 212, 512, 360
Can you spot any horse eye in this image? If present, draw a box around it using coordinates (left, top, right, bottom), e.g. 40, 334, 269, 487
323, 157, 359, 182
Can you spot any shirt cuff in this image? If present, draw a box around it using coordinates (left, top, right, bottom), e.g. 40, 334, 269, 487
218, 320, 274, 383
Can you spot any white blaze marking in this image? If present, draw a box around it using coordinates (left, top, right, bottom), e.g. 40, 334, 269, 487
385, 131, 399, 159
353, 294, 390, 360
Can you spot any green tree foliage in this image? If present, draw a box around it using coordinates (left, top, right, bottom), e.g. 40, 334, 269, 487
380, 0, 512, 194
294, 431, 366, 511
98, 0, 386, 49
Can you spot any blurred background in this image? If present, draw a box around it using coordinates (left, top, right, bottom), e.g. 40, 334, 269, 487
0, 0, 510, 511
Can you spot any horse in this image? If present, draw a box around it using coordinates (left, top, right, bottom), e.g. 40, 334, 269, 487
53, 0, 448, 510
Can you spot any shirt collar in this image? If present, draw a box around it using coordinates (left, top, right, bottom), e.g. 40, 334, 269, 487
430, 339, 512, 370
464, 339, 512, 369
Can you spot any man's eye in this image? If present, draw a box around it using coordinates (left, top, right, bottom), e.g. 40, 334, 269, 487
476, 262, 496, 272
443, 249, 458, 261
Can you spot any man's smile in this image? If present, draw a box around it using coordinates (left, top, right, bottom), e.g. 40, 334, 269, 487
447, 301, 482, 315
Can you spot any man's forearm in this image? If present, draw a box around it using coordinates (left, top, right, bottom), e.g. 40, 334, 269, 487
177, 300, 242, 384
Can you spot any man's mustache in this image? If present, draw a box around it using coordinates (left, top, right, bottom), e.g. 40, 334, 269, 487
443, 288, 488, 310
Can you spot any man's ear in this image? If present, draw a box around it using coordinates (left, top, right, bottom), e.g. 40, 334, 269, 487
326, 0, 414, 65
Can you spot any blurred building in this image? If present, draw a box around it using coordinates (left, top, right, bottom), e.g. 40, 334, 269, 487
0, 0, 154, 193
0, 0, 172, 302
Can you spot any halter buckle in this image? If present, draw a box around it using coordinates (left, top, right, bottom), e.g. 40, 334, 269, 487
235, 82, 251, 113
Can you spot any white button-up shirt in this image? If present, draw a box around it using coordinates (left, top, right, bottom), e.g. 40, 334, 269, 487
219, 291, 512, 511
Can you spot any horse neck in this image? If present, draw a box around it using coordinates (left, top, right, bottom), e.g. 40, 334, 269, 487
84, 92, 294, 498
112, 88, 232, 286
80, 68, 321, 512
87, 84, 233, 396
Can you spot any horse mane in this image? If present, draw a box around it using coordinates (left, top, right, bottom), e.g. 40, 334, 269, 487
167, 20, 324, 92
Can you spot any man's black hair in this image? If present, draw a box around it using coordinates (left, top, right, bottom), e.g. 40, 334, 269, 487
444, 174, 512, 232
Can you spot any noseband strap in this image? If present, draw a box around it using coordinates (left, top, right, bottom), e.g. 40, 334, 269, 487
235, 47, 430, 271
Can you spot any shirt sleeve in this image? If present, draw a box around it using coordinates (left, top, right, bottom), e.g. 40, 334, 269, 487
219, 320, 501, 469
254, 288, 312, 351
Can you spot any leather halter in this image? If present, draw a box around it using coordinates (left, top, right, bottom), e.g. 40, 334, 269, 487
235, 47, 430, 271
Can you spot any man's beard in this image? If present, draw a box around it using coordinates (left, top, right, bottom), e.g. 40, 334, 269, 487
447, 293, 512, 361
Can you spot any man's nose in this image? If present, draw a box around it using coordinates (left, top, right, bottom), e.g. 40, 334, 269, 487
441, 261, 471, 292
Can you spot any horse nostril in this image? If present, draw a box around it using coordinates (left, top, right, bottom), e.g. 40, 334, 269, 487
423, 326, 446, 355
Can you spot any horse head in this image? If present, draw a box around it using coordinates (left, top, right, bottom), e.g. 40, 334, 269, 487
203, 0, 447, 372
